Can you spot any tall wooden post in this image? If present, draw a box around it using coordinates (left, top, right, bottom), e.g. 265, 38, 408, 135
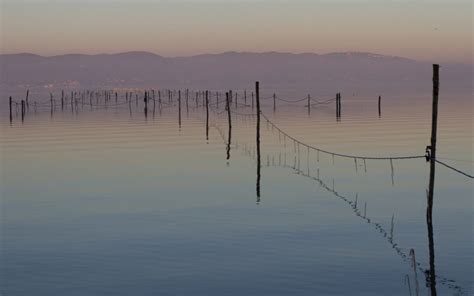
206, 90, 209, 141
178, 90, 182, 128
144, 91, 148, 119
273, 93, 276, 113
244, 90, 247, 105
9, 96, 13, 123
256, 81, 261, 201
21, 100, 25, 122
61, 90, 64, 110
26, 90, 29, 111
426, 63, 439, 296
378, 95, 381, 116
226, 92, 232, 161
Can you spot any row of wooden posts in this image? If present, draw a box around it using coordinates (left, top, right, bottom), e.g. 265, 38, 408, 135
9, 86, 388, 124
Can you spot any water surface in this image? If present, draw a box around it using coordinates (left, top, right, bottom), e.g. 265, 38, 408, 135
1, 90, 472, 295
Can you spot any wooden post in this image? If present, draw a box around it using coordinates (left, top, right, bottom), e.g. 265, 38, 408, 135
235, 92, 238, 109
251, 92, 254, 110
206, 90, 209, 141
26, 90, 29, 111
9, 96, 13, 123
378, 95, 381, 116
244, 90, 247, 105
144, 91, 148, 118
226, 92, 232, 161
426, 65, 439, 296
216, 92, 219, 109
178, 90, 182, 128
429, 65, 439, 162
273, 93, 276, 112
61, 90, 64, 110
256, 81, 261, 202
21, 100, 25, 121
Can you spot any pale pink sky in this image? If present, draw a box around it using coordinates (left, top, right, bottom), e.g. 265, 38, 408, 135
1, 0, 472, 64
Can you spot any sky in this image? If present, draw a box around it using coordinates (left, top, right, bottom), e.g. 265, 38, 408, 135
1, 0, 472, 64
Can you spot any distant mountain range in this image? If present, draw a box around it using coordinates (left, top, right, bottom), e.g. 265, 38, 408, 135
1, 51, 471, 94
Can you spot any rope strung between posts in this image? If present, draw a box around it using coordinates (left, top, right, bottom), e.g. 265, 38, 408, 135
311, 97, 337, 106
274, 96, 308, 103
260, 111, 426, 161
434, 159, 474, 179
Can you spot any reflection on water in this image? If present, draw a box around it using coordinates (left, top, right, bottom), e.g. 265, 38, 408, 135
1, 88, 472, 296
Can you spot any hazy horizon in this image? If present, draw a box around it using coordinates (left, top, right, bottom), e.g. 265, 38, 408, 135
1, 0, 472, 64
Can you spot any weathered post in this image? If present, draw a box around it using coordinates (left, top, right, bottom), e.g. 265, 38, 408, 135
426, 64, 439, 296
144, 91, 148, 119
235, 92, 238, 109
216, 92, 219, 109
244, 90, 247, 105
144, 91, 148, 108
206, 90, 209, 141
226, 92, 232, 161
26, 90, 30, 111
9, 96, 13, 123
378, 95, 381, 116
273, 93, 276, 113
251, 92, 254, 110
178, 90, 182, 128
256, 81, 261, 201
21, 100, 25, 122
61, 90, 64, 110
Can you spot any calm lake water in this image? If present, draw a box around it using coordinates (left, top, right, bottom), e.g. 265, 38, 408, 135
1, 89, 472, 296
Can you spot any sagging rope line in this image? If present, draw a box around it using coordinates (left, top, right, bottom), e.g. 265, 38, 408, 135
260, 111, 426, 161
311, 98, 337, 106
275, 96, 307, 103
274, 95, 336, 105
434, 159, 473, 179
